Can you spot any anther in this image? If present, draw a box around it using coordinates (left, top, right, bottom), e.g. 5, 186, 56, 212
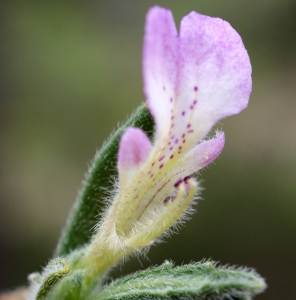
184, 176, 192, 183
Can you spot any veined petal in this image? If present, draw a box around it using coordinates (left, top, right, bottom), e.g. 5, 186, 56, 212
175, 12, 251, 142
143, 6, 178, 147
180, 132, 225, 174
118, 127, 152, 189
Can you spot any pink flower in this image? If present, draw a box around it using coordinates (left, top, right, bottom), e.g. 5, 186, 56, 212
84, 6, 251, 275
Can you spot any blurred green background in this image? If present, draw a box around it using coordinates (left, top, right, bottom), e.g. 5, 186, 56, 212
0, 0, 296, 299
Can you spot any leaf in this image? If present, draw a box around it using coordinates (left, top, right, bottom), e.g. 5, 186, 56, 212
92, 261, 266, 300
54, 105, 154, 256
28, 258, 70, 300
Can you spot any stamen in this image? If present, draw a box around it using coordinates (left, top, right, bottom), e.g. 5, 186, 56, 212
184, 176, 191, 183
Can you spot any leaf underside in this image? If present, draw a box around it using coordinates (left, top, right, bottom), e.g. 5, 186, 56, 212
93, 261, 266, 300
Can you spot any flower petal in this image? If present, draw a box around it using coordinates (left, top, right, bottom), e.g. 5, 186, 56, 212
118, 127, 152, 188
143, 6, 178, 146
180, 132, 225, 174
143, 8, 251, 162
175, 12, 251, 142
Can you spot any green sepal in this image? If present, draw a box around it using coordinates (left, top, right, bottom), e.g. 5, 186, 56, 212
55, 105, 154, 257
92, 261, 266, 300
28, 257, 70, 300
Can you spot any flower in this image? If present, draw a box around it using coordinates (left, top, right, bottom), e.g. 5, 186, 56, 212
83, 6, 251, 277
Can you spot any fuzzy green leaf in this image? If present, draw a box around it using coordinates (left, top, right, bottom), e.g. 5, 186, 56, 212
92, 261, 266, 300
55, 105, 154, 257
28, 258, 70, 300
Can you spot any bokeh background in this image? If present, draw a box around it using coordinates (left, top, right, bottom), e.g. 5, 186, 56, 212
0, 1, 296, 299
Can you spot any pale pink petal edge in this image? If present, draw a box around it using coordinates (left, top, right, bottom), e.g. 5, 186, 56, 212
118, 127, 152, 185
181, 131, 225, 173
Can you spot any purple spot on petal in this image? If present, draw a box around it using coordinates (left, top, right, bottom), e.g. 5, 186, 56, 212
179, 146, 182, 150
183, 140, 186, 143
159, 164, 164, 169
182, 134, 185, 138
182, 111, 185, 116
188, 130, 194, 133
194, 86, 198, 91
187, 124, 191, 128
170, 154, 174, 159
163, 86, 166, 91
174, 178, 183, 188
175, 139, 179, 144
193, 100, 197, 105
190, 105, 193, 110
159, 156, 165, 162
170, 98, 173, 102
170, 147, 173, 150
163, 196, 172, 204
